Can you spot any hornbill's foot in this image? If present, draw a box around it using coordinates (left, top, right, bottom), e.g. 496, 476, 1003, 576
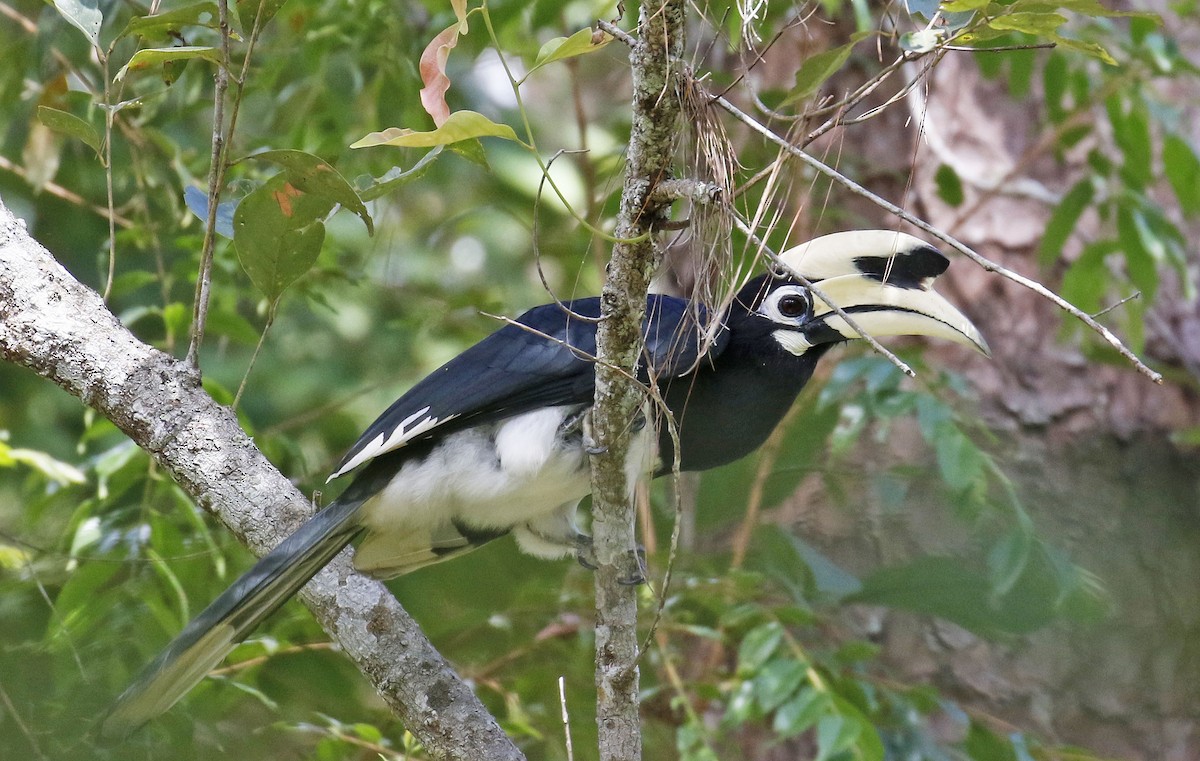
630, 409, 647, 432
574, 534, 598, 570
618, 546, 647, 586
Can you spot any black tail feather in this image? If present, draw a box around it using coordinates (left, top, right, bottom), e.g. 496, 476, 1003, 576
98, 497, 365, 741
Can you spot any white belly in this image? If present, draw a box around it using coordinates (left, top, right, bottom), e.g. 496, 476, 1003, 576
360, 406, 592, 531
351, 404, 655, 576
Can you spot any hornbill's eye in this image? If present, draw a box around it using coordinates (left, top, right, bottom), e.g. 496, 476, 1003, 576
777, 293, 809, 318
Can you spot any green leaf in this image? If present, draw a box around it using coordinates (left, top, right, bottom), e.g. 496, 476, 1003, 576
249, 149, 372, 234
934, 163, 964, 207
1163, 134, 1200, 215
36, 106, 102, 159
737, 622, 784, 674
1050, 35, 1117, 66
941, 0, 990, 10
355, 148, 443, 202
1037, 179, 1093, 266
161, 302, 190, 345
1108, 98, 1152, 187
205, 307, 260, 344
814, 714, 860, 761
115, 46, 223, 82
761, 400, 841, 510
851, 550, 1089, 636
988, 12, 1066, 36
53, 0, 102, 48
233, 176, 332, 302
118, 2, 219, 42
1116, 207, 1158, 301
987, 529, 1032, 599
934, 424, 983, 492
1060, 241, 1116, 316
1042, 53, 1068, 123
4, 447, 87, 485
524, 27, 612, 80
1050, 0, 1159, 20
446, 138, 490, 168
908, 0, 978, 28
915, 394, 952, 442
965, 719, 1015, 761
783, 35, 866, 105
753, 658, 807, 712
353, 723, 384, 743
749, 527, 863, 602
235, 0, 290, 33
350, 110, 521, 149
772, 688, 829, 737
723, 679, 762, 725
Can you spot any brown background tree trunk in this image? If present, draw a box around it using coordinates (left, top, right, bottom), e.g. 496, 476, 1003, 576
780, 49, 1200, 761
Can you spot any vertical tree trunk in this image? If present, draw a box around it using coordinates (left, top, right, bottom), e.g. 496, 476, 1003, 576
590, 3, 685, 760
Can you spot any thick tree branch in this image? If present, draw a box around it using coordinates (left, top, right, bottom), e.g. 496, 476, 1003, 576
0, 198, 524, 761
589, 3, 685, 761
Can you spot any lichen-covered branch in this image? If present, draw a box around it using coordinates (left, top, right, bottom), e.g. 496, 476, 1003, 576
589, 3, 685, 761
0, 198, 524, 761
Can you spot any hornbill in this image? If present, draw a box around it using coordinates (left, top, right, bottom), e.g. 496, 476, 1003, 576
99, 230, 987, 739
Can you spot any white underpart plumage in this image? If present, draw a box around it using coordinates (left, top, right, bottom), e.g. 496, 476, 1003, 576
352, 404, 655, 577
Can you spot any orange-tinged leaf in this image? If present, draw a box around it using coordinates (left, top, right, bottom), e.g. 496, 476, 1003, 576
419, 22, 465, 127
249, 148, 373, 233
350, 110, 520, 149
272, 182, 302, 216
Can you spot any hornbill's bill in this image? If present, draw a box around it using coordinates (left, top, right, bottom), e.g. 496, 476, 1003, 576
99, 230, 987, 739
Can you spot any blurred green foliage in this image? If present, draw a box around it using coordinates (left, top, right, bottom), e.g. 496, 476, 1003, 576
0, 0, 1193, 758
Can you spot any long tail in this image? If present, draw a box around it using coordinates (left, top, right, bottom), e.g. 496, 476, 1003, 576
98, 496, 366, 741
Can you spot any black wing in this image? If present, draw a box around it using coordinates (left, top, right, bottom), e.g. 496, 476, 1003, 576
330, 295, 726, 478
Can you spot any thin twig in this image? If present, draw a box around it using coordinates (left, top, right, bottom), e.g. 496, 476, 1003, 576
0, 681, 46, 761
0, 155, 135, 227
944, 42, 1057, 53
559, 676, 575, 761
1093, 291, 1141, 318
712, 93, 1164, 384
0, 0, 37, 32
232, 301, 276, 408
207, 641, 337, 676
596, 18, 636, 47
186, 0, 233, 369
100, 56, 117, 300
531, 149, 604, 323
729, 402, 802, 569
